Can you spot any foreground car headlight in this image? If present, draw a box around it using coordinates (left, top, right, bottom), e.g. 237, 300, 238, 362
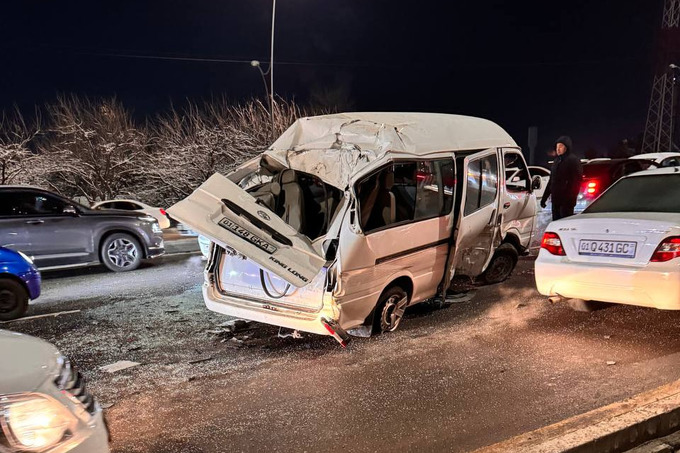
152, 222, 162, 234
1, 394, 77, 451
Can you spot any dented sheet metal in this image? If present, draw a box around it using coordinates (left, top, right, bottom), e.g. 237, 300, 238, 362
263, 113, 517, 189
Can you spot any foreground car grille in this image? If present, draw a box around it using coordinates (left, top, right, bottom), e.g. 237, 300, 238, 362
55, 360, 97, 416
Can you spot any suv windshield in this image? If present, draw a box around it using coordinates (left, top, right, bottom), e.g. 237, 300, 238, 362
584, 174, 680, 214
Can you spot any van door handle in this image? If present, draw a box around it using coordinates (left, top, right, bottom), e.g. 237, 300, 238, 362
25, 219, 44, 225
503, 202, 511, 209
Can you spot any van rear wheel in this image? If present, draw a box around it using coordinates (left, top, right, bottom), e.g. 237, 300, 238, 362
480, 243, 518, 284
373, 286, 409, 334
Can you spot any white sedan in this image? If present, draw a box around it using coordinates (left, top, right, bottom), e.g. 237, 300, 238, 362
630, 152, 680, 167
535, 167, 680, 310
92, 199, 171, 229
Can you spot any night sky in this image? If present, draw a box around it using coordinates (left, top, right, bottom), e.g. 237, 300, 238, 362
0, 1, 663, 162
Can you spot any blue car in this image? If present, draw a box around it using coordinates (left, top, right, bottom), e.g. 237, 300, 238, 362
0, 247, 41, 320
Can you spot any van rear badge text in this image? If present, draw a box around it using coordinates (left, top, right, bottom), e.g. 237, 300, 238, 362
257, 210, 271, 221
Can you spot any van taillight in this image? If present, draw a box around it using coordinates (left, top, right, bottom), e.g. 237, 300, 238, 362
541, 232, 565, 256
581, 179, 600, 198
650, 237, 680, 262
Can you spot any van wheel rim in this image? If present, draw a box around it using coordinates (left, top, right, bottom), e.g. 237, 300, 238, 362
487, 255, 513, 281
380, 294, 408, 332
0, 290, 17, 313
107, 239, 138, 268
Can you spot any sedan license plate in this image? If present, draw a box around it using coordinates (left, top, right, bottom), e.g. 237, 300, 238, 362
578, 239, 636, 258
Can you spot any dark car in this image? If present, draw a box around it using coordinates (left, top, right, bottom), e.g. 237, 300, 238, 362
574, 158, 658, 213
0, 186, 164, 272
0, 246, 40, 320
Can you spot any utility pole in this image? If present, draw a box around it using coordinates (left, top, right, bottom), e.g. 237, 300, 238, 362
642, 0, 680, 153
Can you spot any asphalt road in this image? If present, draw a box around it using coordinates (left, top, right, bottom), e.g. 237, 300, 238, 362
6, 254, 680, 453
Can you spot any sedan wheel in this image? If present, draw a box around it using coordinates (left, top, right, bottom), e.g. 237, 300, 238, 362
101, 233, 142, 272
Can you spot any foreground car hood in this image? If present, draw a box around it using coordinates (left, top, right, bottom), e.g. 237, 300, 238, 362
0, 330, 61, 394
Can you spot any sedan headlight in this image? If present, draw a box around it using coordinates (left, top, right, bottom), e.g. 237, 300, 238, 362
1, 394, 77, 451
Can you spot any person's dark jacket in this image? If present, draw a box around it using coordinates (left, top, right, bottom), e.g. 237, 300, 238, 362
541, 137, 583, 208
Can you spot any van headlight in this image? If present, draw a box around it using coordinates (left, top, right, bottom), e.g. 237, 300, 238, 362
0, 394, 76, 451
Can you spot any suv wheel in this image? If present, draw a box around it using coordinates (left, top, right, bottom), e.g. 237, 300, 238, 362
101, 233, 142, 272
0, 279, 28, 321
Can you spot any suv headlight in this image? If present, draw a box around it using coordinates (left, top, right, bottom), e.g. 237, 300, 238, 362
138, 215, 162, 233
0, 394, 77, 451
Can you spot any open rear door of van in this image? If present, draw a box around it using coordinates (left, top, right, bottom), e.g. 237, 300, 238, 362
167, 173, 326, 288
441, 149, 501, 291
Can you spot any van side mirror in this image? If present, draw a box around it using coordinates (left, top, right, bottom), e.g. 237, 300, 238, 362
531, 175, 542, 191
322, 238, 339, 261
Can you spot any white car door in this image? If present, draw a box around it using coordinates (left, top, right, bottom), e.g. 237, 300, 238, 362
441, 149, 501, 288
167, 173, 326, 288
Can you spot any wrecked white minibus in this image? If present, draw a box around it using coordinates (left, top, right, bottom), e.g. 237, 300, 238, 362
168, 113, 539, 345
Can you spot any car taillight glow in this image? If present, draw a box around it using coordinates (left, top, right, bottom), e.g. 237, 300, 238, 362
650, 237, 680, 262
541, 232, 565, 256
581, 179, 600, 198
159, 208, 167, 216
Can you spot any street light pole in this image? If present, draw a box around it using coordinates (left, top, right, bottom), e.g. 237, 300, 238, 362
269, 0, 276, 136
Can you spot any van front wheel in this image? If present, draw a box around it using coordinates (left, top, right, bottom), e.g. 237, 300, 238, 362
480, 243, 518, 284
374, 286, 409, 334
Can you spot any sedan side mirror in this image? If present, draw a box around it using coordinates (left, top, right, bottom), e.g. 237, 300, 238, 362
63, 205, 78, 216
531, 175, 542, 191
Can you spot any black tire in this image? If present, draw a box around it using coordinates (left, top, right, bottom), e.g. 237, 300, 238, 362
480, 243, 519, 284
100, 233, 142, 272
373, 286, 409, 334
567, 298, 612, 312
0, 279, 29, 321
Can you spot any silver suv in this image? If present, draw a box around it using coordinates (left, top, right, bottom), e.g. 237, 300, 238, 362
0, 186, 164, 271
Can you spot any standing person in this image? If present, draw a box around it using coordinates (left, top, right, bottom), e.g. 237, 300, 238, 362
540, 136, 583, 220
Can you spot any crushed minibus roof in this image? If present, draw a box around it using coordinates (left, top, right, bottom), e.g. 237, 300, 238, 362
262, 112, 517, 188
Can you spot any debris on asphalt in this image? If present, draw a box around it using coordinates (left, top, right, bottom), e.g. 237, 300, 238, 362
278, 328, 303, 339
219, 319, 253, 332
188, 356, 213, 364
100, 402, 115, 409
606, 361, 617, 366
0, 309, 82, 323
164, 309, 180, 314
100, 360, 141, 373
515, 303, 527, 309
604, 335, 611, 339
